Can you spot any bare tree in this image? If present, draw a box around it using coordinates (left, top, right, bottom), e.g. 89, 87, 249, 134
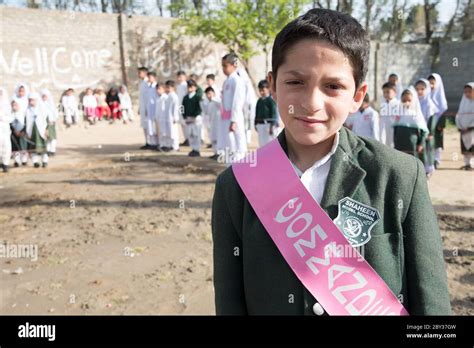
423, 0, 441, 43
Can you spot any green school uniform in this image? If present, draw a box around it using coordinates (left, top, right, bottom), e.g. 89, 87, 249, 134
434, 115, 446, 149
28, 123, 47, 154
393, 126, 427, 159
422, 115, 437, 167
212, 126, 451, 315
255, 96, 277, 126
182, 93, 202, 119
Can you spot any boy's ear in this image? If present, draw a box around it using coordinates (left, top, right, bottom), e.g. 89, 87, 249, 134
350, 82, 368, 113
267, 71, 276, 101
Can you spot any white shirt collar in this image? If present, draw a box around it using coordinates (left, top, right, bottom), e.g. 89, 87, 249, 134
291, 131, 340, 177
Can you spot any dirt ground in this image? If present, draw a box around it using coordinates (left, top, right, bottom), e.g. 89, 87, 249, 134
0, 118, 472, 315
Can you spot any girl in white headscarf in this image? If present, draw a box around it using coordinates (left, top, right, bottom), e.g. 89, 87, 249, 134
0, 87, 13, 172
415, 79, 438, 177
428, 73, 448, 168
455, 82, 474, 170
393, 86, 429, 160
12, 83, 30, 115
41, 89, 58, 156
118, 85, 134, 124
25, 93, 49, 168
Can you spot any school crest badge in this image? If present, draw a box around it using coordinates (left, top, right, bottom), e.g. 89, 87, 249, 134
333, 197, 380, 247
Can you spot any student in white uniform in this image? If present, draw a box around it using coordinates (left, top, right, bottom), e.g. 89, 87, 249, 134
388, 73, 403, 100
12, 83, 29, 116
254, 79, 278, 147
145, 72, 158, 148
40, 89, 58, 156
455, 82, 474, 170
162, 80, 180, 152
118, 85, 134, 124
176, 71, 189, 147
155, 82, 168, 151
25, 93, 49, 168
349, 93, 380, 141
201, 74, 218, 149
61, 88, 79, 127
379, 82, 400, 147
10, 100, 28, 166
0, 87, 12, 173
239, 68, 257, 145
219, 53, 247, 162
428, 73, 448, 168
204, 86, 221, 160
138, 67, 149, 149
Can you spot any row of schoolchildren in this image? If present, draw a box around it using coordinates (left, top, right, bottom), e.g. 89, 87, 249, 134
0, 85, 57, 172
345, 73, 474, 175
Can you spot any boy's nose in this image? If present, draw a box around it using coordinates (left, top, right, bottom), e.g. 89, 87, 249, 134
301, 88, 325, 114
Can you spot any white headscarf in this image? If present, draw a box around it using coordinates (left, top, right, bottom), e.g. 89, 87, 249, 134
455, 82, 474, 150
118, 85, 132, 109
417, 78, 438, 122
26, 92, 48, 140
429, 73, 448, 120
40, 89, 58, 122
394, 86, 428, 133
13, 82, 30, 114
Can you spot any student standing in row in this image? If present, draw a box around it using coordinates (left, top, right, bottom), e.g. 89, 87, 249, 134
220, 53, 247, 162
455, 82, 474, 171
160, 80, 180, 152
155, 82, 168, 151
428, 73, 448, 168
393, 87, 429, 159
204, 86, 221, 159
26, 93, 49, 168
182, 79, 202, 157
41, 89, 58, 156
416, 78, 438, 177
145, 72, 158, 148
346, 93, 379, 141
0, 87, 12, 172
138, 66, 150, 149
176, 71, 189, 147
379, 82, 399, 148
254, 79, 278, 147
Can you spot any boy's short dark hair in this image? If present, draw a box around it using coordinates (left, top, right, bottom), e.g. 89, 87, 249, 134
138, 67, 148, 72
165, 80, 175, 88
271, 8, 370, 89
222, 52, 239, 65
388, 73, 398, 79
148, 72, 156, 77
258, 80, 270, 89
177, 70, 186, 77
205, 86, 215, 94
156, 82, 165, 88
206, 74, 215, 80
187, 79, 197, 88
382, 82, 396, 91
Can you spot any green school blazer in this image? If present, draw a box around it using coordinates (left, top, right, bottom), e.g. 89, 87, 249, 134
211, 126, 451, 315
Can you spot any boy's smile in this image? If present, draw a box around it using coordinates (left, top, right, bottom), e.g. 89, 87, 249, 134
269, 39, 366, 147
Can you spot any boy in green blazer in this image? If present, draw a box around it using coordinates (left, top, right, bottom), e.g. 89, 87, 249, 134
212, 8, 451, 315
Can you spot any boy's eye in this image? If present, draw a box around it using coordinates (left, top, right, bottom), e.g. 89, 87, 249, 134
285, 80, 303, 85
327, 84, 342, 90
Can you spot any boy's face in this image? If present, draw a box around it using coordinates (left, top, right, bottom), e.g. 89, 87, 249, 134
165, 85, 172, 94
464, 87, 473, 100
188, 85, 196, 94
207, 78, 215, 86
148, 74, 156, 82
206, 91, 214, 101
383, 87, 396, 101
156, 86, 164, 95
222, 61, 236, 77
42, 95, 48, 102
259, 87, 269, 97
138, 70, 147, 79
67, 90, 73, 96
177, 74, 186, 83
388, 76, 398, 85
12, 102, 19, 112
269, 39, 366, 147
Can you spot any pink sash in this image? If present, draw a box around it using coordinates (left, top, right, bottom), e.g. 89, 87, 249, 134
231, 139, 409, 316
